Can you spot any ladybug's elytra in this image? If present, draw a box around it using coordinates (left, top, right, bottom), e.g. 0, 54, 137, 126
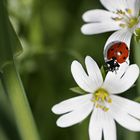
105, 42, 129, 72
107, 42, 129, 63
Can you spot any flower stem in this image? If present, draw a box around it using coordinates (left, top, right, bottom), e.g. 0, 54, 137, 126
2, 61, 40, 140
133, 38, 140, 102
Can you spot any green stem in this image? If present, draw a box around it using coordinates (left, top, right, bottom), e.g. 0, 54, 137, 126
133, 38, 140, 93
2, 61, 40, 140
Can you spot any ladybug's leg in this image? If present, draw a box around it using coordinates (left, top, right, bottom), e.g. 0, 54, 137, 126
115, 70, 117, 74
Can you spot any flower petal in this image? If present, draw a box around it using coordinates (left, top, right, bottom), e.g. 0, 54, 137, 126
56, 102, 93, 127
82, 9, 117, 23
103, 64, 139, 94
110, 95, 140, 131
52, 94, 92, 115
125, 0, 140, 16
104, 59, 129, 81
100, 0, 126, 12
100, 0, 140, 16
116, 59, 130, 77
71, 60, 98, 92
81, 22, 120, 35
102, 112, 116, 140
89, 109, 102, 140
85, 56, 103, 88
111, 95, 140, 120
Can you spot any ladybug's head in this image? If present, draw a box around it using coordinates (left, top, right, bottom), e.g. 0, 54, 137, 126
105, 58, 120, 72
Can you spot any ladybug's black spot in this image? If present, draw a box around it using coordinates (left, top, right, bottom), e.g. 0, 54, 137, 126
120, 51, 122, 54
126, 47, 128, 50
123, 57, 126, 60
111, 48, 114, 51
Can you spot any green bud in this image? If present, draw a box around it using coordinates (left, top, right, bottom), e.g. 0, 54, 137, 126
135, 28, 140, 42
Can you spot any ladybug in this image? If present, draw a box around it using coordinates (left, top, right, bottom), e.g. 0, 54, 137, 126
105, 41, 129, 72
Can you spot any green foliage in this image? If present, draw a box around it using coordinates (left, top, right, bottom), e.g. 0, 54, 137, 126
100, 65, 107, 80
0, 0, 138, 140
70, 87, 86, 94
0, 0, 22, 69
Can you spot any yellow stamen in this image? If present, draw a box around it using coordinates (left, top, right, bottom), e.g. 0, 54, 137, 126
125, 8, 132, 14
117, 10, 125, 15
119, 23, 126, 28
112, 17, 123, 21
103, 107, 109, 112
107, 98, 112, 103
92, 88, 112, 112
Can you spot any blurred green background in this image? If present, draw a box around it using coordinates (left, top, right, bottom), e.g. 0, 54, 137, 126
0, 0, 140, 140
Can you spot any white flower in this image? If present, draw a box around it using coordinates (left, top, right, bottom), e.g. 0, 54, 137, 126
81, 0, 140, 48
52, 56, 140, 140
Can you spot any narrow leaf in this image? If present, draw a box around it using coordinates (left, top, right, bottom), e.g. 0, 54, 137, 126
100, 65, 106, 80
70, 87, 86, 94
0, 0, 22, 69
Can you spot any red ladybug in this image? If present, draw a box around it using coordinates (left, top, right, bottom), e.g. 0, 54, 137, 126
105, 42, 129, 72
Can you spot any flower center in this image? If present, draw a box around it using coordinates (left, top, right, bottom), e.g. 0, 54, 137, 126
112, 9, 139, 29
91, 88, 112, 112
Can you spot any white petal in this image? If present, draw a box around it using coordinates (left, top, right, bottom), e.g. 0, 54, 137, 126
100, 0, 140, 16
89, 109, 102, 140
100, 0, 126, 12
85, 56, 103, 88
103, 59, 129, 84
81, 22, 120, 35
104, 59, 129, 81
56, 101, 93, 127
116, 58, 130, 77
71, 60, 98, 92
110, 95, 140, 131
125, 0, 140, 16
103, 64, 139, 94
102, 112, 116, 140
114, 111, 140, 131
115, 59, 130, 77
82, 9, 117, 22
52, 94, 92, 115
111, 95, 140, 120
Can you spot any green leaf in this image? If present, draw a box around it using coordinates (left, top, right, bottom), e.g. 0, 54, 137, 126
0, 0, 22, 69
70, 87, 86, 94
8, 21, 23, 57
100, 65, 106, 80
